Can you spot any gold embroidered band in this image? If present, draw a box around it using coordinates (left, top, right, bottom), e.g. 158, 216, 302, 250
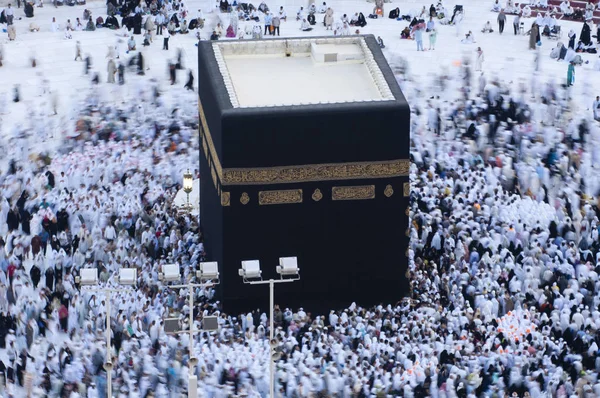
199, 102, 409, 186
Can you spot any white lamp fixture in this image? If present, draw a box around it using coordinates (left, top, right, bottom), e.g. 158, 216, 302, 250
239, 260, 262, 280
199, 261, 219, 282
77, 268, 99, 285
183, 169, 194, 194
183, 169, 194, 211
162, 264, 181, 283
118, 268, 137, 285
276, 257, 300, 278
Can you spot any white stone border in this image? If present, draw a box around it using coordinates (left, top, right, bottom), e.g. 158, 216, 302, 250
212, 37, 396, 108
212, 42, 240, 108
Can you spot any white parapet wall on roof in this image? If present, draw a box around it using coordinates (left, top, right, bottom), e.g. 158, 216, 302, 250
310, 42, 364, 63
212, 37, 395, 108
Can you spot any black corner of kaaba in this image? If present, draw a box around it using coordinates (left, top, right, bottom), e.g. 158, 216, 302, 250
198, 36, 410, 313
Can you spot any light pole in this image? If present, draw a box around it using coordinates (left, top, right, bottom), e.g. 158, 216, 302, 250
183, 169, 194, 212
239, 257, 300, 398
76, 268, 138, 398
160, 261, 220, 398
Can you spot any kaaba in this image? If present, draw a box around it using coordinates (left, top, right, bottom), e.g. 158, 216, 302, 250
197, 35, 410, 313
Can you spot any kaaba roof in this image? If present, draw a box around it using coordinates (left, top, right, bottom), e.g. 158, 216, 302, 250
210, 37, 397, 108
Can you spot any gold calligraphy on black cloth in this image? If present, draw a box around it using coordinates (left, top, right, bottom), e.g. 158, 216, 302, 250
332, 185, 376, 201
258, 189, 303, 205
221, 192, 231, 206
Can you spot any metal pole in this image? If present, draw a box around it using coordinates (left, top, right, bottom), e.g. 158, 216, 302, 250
106, 290, 112, 398
169, 282, 210, 398
243, 277, 297, 397
269, 279, 275, 398
188, 284, 198, 398
189, 283, 194, 374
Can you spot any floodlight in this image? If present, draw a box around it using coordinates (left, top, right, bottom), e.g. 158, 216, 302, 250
77, 268, 99, 285
161, 264, 180, 283
164, 318, 180, 334
202, 315, 219, 332
271, 338, 282, 361
239, 260, 262, 280
276, 257, 299, 278
198, 261, 219, 282
118, 268, 137, 285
